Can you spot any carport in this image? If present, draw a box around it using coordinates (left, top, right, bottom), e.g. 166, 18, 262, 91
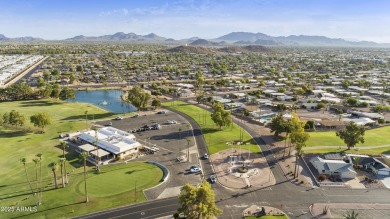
89, 149, 112, 164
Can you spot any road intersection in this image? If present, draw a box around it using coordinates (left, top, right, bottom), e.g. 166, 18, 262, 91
75, 105, 390, 219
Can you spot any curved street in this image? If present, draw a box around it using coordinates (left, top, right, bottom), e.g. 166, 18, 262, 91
75, 103, 390, 219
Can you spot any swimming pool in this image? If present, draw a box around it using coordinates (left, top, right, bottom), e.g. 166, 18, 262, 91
259, 117, 272, 123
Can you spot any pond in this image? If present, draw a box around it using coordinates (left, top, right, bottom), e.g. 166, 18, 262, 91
68, 90, 137, 114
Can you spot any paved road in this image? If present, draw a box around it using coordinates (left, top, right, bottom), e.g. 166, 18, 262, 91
75, 102, 390, 219
74, 197, 179, 219
164, 106, 215, 181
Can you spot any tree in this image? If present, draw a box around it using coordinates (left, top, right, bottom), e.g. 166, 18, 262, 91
32, 157, 40, 203
60, 142, 69, 184
84, 111, 88, 130
2, 112, 9, 125
51, 84, 60, 99
30, 112, 52, 133
151, 99, 161, 108
38, 84, 53, 98
276, 103, 287, 112
36, 153, 43, 205
336, 122, 365, 150
49, 162, 59, 189
178, 128, 182, 139
186, 137, 191, 161
59, 158, 66, 188
59, 87, 76, 101
343, 210, 359, 219
37, 77, 46, 88
69, 73, 77, 84
277, 87, 286, 93
269, 114, 287, 137
346, 98, 358, 107
178, 181, 222, 219
80, 152, 89, 202
210, 102, 232, 129
9, 110, 25, 128
127, 86, 151, 111
196, 93, 206, 104
20, 158, 34, 194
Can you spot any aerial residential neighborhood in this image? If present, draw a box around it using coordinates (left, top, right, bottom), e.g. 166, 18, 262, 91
1, 1, 390, 219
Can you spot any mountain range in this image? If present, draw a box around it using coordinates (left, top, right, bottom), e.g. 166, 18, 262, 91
0, 32, 389, 47
0, 34, 44, 42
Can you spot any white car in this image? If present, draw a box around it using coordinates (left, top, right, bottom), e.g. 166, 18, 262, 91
190, 167, 201, 173
209, 175, 216, 184
114, 116, 123, 120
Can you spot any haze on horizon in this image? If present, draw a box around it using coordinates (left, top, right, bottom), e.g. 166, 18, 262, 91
1, 0, 390, 43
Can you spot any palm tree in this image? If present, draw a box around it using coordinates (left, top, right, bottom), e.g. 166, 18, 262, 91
186, 138, 191, 162
20, 158, 34, 194
178, 128, 182, 140
59, 158, 66, 188
60, 141, 69, 184
32, 158, 39, 186
80, 152, 89, 203
93, 128, 100, 173
36, 153, 43, 205
343, 210, 358, 219
84, 110, 88, 130
294, 143, 304, 179
49, 162, 59, 189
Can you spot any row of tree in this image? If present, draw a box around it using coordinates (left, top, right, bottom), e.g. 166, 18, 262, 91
1, 110, 52, 132
270, 113, 310, 178
0, 82, 75, 101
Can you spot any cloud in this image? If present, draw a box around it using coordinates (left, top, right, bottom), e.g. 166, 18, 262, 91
99, 8, 128, 17
131, 4, 169, 16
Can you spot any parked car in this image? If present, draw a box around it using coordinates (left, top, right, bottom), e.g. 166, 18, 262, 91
106, 122, 112, 126
190, 167, 201, 173
165, 120, 177, 125
142, 125, 150, 130
131, 114, 139, 118
203, 153, 209, 159
157, 111, 166, 114
114, 116, 123, 120
209, 175, 216, 184
151, 124, 161, 130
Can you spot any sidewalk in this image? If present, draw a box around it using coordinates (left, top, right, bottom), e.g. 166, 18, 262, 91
311, 203, 390, 218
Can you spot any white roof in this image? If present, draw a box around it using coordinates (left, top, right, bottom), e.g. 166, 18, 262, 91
78, 144, 96, 152
90, 149, 110, 157
78, 127, 141, 155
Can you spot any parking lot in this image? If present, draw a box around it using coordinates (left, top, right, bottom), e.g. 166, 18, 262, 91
95, 110, 202, 199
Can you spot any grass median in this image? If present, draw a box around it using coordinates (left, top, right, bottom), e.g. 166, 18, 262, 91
162, 101, 260, 154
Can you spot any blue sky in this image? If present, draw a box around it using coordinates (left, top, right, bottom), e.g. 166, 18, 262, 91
1, 0, 390, 42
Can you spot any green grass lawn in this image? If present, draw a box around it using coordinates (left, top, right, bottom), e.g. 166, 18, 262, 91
0, 100, 161, 219
306, 126, 390, 147
79, 162, 162, 197
303, 146, 390, 155
162, 101, 260, 154
245, 215, 288, 219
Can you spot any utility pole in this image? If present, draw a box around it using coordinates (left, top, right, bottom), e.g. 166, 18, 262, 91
134, 181, 137, 202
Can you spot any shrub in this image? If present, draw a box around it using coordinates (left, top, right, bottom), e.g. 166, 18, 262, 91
378, 118, 385, 124
318, 174, 326, 182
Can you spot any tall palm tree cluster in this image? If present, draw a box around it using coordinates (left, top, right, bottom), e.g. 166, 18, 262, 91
20, 142, 70, 206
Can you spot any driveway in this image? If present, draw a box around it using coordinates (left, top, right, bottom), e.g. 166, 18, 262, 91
379, 176, 390, 189
344, 177, 366, 189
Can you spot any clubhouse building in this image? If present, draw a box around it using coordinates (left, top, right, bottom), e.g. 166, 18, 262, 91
76, 127, 141, 165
